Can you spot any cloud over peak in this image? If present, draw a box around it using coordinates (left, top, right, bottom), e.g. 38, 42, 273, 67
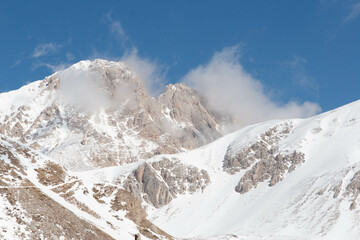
121, 48, 166, 97
182, 46, 321, 127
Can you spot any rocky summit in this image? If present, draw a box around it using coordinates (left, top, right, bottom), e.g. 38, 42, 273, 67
0, 59, 231, 171
1, 59, 360, 240
0, 59, 231, 239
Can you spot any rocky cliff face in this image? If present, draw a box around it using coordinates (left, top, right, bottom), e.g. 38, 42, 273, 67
0, 59, 231, 171
223, 122, 305, 193
0, 134, 173, 239
124, 158, 210, 208
158, 83, 225, 149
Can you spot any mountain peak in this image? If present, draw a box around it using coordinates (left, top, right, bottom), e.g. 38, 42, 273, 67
164, 83, 190, 92
0, 59, 233, 170
70, 59, 127, 70
59, 59, 142, 87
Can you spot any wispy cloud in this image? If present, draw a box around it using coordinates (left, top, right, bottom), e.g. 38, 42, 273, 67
100, 16, 321, 126
32, 62, 69, 72
284, 55, 319, 95
182, 46, 321, 127
110, 19, 127, 40
57, 68, 110, 112
32, 42, 62, 58
66, 52, 75, 61
99, 13, 167, 96
122, 48, 167, 97
345, 2, 360, 22
104, 12, 128, 46
10, 58, 23, 68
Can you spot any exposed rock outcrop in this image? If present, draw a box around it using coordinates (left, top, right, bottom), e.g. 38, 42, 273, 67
158, 83, 227, 149
0, 141, 114, 240
124, 158, 210, 207
345, 170, 360, 210
111, 189, 173, 240
235, 151, 305, 193
0, 134, 173, 239
129, 163, 173, 208
222, 122, 305, 193
35, 162, 67, 186
90, 183, 172, 239
223, 122, 294, 174
1, 180, 114, 240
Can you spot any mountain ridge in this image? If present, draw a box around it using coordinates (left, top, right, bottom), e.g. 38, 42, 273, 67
0, 59, 360, 239
0, 59, 232, 171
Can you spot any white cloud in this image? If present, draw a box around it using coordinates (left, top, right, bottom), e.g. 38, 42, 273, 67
57, 64, 144, 112
57, 68, 111, 112
122, 48, 166, 97
182, 46, 321, 127
100, 15, 321, 127
42, 63, 69, 72
30, 42, 75, 73
32, 62, 69, 72
100, 14, 166, 96
345, 2, 360, 22
32, 42, 62, 58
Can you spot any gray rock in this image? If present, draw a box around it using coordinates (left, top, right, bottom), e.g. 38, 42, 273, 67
222, 122, 305, 194
125, 158, 210, 207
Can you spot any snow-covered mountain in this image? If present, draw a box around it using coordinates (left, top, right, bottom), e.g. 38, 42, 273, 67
0, 59, 231, 171
1, 59, 360, 240
73, 98, 360, 240
148, 100, 360, 240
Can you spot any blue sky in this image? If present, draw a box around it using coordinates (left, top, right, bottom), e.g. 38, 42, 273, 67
0, 0, 359, 116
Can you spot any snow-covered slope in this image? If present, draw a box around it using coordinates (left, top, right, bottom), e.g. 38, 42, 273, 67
0, 134, 172, 239
75, 99, 360, 240
143, 100, 360, 240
